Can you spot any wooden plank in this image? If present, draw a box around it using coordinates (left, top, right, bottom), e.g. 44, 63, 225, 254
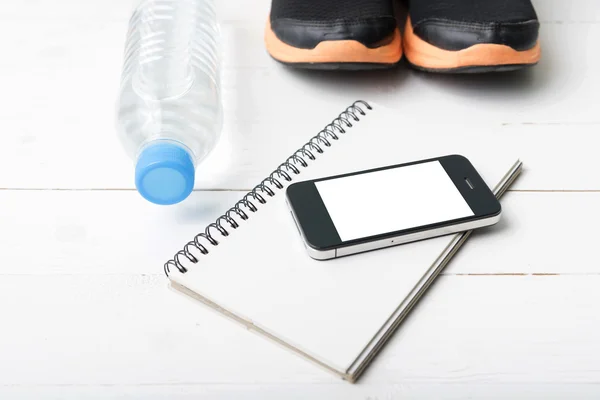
2, 106, 599, 191
0, 274, 598, 387
533, 0, 600, 22
2, 384, 600, 400
366, 274, 600, 384
0, 274, 327, 386
0, 0, 131, 21
0, 21, 598, 190
193, 120, 600, 191
449, 191, 600, 275
0, 190, 597, 276
0, 190, 243, 275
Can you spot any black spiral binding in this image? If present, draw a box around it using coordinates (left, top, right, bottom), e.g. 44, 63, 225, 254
164, 100, 372, 276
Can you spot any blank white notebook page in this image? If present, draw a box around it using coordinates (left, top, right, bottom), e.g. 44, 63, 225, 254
169, 102, 517, 373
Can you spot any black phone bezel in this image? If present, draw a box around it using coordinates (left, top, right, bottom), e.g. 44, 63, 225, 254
285, 155, 501, 252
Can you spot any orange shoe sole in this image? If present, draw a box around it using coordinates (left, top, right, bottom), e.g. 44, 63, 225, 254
264, 20, 403, 69
403, 17, 541, 72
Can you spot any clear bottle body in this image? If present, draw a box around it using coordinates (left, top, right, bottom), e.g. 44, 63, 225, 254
116, 0, 222, 167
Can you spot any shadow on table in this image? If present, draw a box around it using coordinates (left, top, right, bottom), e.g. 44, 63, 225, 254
277, 54, 553, 110
169, 191, 237, 225
409, 63, 549, 96
284, 64, 411, 97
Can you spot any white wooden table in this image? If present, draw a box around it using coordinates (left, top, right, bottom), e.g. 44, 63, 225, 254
1, 0, 599, 398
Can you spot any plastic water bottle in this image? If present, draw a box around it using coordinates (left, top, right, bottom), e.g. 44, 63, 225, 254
116, 0, 222, 205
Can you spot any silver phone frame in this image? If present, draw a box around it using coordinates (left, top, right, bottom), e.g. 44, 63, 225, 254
287, 200, 501, 261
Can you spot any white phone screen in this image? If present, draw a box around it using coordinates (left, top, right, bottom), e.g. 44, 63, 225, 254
314, 161, 475, 241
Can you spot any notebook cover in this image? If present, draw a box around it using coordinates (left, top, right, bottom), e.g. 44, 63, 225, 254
167, 101, 520, 381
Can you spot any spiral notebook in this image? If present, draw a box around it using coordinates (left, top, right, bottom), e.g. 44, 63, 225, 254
165, 101, 522, 382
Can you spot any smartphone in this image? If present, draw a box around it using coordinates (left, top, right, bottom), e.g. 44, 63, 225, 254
285, 155, 501, 260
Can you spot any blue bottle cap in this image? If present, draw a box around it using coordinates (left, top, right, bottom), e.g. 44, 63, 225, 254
135, 142, 195, 205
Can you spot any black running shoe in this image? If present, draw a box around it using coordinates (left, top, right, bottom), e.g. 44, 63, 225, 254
403, 0, 541, 73
265, 0, 402, 70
